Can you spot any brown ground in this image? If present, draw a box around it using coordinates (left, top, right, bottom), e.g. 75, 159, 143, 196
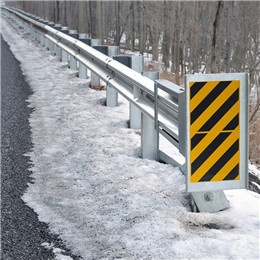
249, 107, 260, 165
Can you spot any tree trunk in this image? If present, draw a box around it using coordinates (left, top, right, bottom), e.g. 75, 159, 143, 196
63, 1, 67, 26
211, 1, 224, 73
131, 1, 135, 51
89, 1, 94, 38
138, 0, 146, 54
78, 1, 87, 33
56, 1, 60, 23
100, 1, 105, 44
173, 3, 180, 84
162, 1, 170, 68
152, 2, 159, 61
96, 1, 104, 42
152, 29, 159, 61
115, 1, 120, 45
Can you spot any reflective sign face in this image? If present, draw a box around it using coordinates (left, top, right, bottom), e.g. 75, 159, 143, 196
186, 74, 248, 192
190, 80, 240, 182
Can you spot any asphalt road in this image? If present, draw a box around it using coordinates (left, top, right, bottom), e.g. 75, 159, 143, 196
1, 35, 80, 260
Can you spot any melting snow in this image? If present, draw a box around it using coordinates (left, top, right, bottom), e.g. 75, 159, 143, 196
1, 14, 259, 260
42, 242, 74, 260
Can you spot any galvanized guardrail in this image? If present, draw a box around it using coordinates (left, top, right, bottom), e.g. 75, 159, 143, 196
2, 6, 186, 169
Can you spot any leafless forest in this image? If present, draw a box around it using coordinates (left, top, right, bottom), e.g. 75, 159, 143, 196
5, 0, 260, 164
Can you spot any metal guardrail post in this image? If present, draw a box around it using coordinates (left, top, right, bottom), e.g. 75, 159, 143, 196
68, 30, 78, 70
141, 71, 160, 160
55, 44, 62, 60
42, 22, 49, 49
61, 26, 69, 63
90, 73, 100, 89
88, 39, 101, 46
34, 29, 37, 41
86, 39, 101, 89
48, 38, 55, 54
106, 82, 118, 106
53, 24, 62, 30
48, 22, 55, 27
47, 22, 55, 53
40, 34, 45, 47
91, 45, 119, 89
42, 20, 49, 25
54, 24, 62, 59
113, 55, 144, 129
40, 28, 45, 47
130, 56, 144, 129
37, 32, 41, 43
92, 46, 119, 100
75, 38, 101, 86
32, 29, 36, 41
44, 35, 49, 50
154, 81, 160, 161
61, 26, 69, 34
78, 34, 88, 79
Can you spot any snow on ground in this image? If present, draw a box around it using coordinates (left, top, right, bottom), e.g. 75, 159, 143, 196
1, 15, 260, 260
42, 242, 74, 260
249, 164, 260, 180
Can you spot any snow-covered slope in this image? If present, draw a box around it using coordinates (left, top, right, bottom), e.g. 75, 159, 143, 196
2, 15, 259, 260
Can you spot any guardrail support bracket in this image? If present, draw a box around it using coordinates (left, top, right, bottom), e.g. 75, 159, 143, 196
190, 190, 230, 213
141, 71, 160, 160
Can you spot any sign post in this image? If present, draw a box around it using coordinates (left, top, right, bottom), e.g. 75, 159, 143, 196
185, 73, 249, 212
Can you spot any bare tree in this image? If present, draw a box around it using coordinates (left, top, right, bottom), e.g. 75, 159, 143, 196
211, 1, 224, 73
9, 1, 259, 89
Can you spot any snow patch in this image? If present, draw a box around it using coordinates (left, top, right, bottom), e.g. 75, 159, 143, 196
41, 242, 73, 260
2, 14, 260, 260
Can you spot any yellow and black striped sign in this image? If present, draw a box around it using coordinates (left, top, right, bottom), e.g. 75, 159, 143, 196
189, 80, 240, 183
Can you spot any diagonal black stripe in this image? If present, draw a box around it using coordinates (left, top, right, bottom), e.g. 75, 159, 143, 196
198, 139, 239, 182
190, 81, 232, 125
224, 164, 239, 180
191, 133, 207, 150
190, 82, 207, 100
198, 89, 239, 132
191, 132, 231, 175
223, 114, 239, 131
